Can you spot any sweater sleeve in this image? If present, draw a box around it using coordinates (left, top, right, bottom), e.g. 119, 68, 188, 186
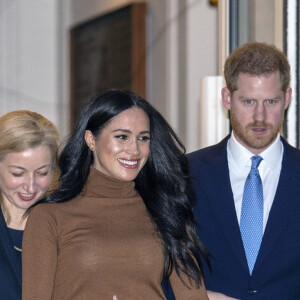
169, 268, 209, 300
22, 204, 58, 300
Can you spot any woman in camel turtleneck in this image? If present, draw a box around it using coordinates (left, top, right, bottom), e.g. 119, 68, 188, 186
22, 89, 209, 300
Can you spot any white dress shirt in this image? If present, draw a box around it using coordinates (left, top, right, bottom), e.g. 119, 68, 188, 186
227, 132, 283, 232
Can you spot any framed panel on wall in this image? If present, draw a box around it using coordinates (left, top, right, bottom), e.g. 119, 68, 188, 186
70, 3, 146, 127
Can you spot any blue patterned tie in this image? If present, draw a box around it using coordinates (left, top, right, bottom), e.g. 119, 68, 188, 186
240, 155, 263, 274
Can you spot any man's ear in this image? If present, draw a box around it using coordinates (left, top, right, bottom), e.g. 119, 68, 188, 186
221, 87, 232, 110
284, 87, 292, 110
84, 130, 96, 151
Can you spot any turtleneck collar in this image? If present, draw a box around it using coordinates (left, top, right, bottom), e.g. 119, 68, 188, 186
83, 166, 138, 199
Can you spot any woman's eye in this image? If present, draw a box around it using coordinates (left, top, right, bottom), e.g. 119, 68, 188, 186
139, 136, 150, 141
37, 172, 49, 176
115, 135, 128, 140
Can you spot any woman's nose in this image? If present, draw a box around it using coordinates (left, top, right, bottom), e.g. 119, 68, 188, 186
23, 176, 36, 193
126, 140, 140, 155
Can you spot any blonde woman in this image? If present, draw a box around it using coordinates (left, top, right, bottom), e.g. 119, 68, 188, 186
0, 110, 60, 299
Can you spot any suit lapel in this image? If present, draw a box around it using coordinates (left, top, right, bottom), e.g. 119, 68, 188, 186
0, 208, 22, 287
201, 137, 300, 274
205, 137, 249, 271
255, 140, 300, 269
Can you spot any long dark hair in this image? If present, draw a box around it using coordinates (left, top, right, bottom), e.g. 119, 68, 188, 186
36, 89, 208, 286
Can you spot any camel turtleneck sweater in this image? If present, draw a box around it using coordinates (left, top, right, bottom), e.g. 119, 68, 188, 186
22, 167, 208, 299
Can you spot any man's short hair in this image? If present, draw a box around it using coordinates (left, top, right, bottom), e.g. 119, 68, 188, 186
224, 42, 290, 93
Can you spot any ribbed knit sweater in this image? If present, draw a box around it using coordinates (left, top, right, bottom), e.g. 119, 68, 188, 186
22, 167, 208, 299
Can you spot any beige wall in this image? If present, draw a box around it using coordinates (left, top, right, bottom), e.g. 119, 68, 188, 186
0, 0, 218, 151
0, 0, 61, 130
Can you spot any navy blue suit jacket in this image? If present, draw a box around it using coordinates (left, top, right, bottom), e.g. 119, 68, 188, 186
0, 209, 22, 299
188, 135, 300, 299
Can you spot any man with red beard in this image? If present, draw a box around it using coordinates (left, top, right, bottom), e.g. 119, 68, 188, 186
188, 42, 300, 299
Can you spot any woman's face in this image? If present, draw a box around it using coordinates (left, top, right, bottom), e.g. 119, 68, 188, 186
85, 107, 150, 182
0, 144, 53, 213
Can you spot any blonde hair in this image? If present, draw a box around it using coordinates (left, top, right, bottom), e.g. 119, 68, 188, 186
0, 110, 61, 220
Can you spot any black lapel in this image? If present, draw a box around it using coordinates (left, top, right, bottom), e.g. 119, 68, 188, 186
255, 139, 300, 269
201, 136, 249, 271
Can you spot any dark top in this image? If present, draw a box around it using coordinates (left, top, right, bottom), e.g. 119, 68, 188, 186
8, 228, 23, 251
188, 136, 300, 299
0, 208, 23, 300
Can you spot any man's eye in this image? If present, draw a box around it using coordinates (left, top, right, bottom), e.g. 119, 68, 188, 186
244, 100, 253, 104
11, 173, 23, 177
266, 99, 275, 104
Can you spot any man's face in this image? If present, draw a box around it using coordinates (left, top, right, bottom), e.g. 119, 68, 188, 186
222, 71, 291, 154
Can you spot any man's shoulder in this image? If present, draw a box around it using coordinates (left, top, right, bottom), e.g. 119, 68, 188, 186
187, 135, 230, 163
188, 144, 218, 161
281, 137, 300, 161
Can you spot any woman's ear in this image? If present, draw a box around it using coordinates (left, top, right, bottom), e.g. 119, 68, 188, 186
84, 130, 96, 151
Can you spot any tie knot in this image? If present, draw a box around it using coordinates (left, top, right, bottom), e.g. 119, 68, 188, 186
251, 155, 263, 169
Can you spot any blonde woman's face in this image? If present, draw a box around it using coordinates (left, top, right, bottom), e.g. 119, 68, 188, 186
0, 145, 53, 213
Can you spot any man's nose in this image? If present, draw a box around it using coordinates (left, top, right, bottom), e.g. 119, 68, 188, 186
253, 103, 266, 122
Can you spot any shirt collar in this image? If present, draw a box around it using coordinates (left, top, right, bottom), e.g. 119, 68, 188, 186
228, 132, 283, 169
